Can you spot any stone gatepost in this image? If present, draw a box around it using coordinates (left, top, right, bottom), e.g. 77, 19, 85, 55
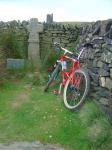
27, 18, 43, 66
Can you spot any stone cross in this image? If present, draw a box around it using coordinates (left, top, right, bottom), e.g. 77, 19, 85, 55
27, 18, 43, 66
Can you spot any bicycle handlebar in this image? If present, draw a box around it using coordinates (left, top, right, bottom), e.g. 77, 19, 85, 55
54, 42, 73, 54
61, 47, 73, 55
54, 42, 93, 60
54, 42, 84, 59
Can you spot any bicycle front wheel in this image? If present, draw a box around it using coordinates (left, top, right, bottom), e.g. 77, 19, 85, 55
63, 69, 90, 111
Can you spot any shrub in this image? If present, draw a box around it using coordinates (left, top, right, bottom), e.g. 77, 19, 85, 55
0, 28, 27, 59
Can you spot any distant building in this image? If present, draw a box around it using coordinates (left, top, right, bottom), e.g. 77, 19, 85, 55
46, 14, 53, 23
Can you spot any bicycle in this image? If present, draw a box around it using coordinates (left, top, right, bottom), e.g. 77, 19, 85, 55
44, 42, 90, 111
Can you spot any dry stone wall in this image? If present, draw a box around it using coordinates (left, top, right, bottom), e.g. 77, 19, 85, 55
39, 23, 80, 64
78, 20, 112, 121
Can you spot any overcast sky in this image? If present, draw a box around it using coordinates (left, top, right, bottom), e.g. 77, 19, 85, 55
0, 0, 112, 22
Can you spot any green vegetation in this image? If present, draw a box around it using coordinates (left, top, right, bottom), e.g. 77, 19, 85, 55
0, 27, 27, 59
0, 78, 112, 150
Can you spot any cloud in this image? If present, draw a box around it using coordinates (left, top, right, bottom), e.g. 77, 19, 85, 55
0, 0, 112, 22
0, 2, 47, 21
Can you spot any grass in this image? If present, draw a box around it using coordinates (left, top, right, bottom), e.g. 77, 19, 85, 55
0, 79, 112, 150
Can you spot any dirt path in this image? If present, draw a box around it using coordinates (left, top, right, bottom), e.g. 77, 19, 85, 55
0, 141, 67, 150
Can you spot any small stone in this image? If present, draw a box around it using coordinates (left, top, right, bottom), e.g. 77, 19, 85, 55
100, 77, 106, 87
102, 44, 112, 52
96, 87, 110, 98
95, 48, 101, 53
99, 98, 109, 106
97, 61, 104, 68
110, 69, 112, 79
109, 63, 112, 68
101, 51, 112, 63
93, 59, 97, 67
105, 78, 112, 90
98, 69, 109, 77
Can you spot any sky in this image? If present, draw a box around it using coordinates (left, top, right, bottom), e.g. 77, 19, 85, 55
0, 0, 112, 22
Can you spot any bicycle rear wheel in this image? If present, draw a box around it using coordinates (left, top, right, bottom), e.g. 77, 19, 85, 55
44, 64, 60, 92
63, 69, 90, 111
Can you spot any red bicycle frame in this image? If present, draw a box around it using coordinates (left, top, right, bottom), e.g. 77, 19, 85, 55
59, 53, 80, 88
53, 43, 85, 94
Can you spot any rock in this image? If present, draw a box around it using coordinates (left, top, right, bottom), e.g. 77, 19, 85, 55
105, 77, 112, 90
101, 51, 112, 63
110, 69, 112, 79
102, 44, 112, 52
94, 48, 101, 53
99, 77, 106, 87
89, 71, 99, 83
99, 98, 109, 106
104, 37, 112, 45
92, 60, 97, 67
109, 63, 112, 68
101, 52, 112, 63
91, 36, 104, 44
98, 69, 109, 77
96, 87, 110, 98
97, 61, 104, 68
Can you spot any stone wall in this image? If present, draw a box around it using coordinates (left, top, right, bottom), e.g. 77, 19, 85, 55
39, 23, 80, 65
78, 20, 112, 121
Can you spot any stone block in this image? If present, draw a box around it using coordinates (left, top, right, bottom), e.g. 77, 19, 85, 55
96, 87, 110, 98
52, 33, 57, 37
93, 59, 97, 67
61, 39, 69, 44
102, 44, 112, 52
110, 68, 112, 79
109, 63, 112, 68
7, 59, 24, 69
105, 77, 112, 90
100, 77, 106, 87
97, 61, 104, 68
94, 48, 101, 53
89, 71, 99, 83
52, 38, 61, 43
101, 51, 112, 63
99, 98, 109, 106
98, 69, 109, 77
